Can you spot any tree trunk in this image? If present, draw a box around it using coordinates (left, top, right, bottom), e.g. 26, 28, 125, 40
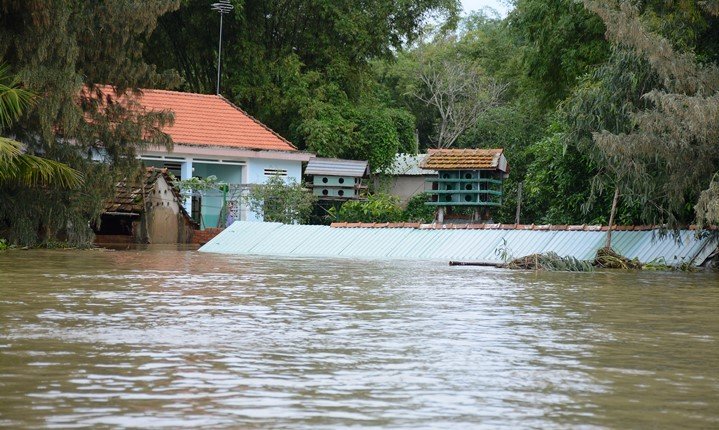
515, 181, 523, 225
605, 185, 620, 250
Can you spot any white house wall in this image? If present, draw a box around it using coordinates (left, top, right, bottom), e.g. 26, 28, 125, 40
245, 158, 304, 222
246, 158, 303, 184
139, 150, 307, 224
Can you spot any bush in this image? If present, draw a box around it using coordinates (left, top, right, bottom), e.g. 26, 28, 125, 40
402, 193, 435, 222
244, 175, 316, 224
330, 193, 403, 223
330, 192, 438, 223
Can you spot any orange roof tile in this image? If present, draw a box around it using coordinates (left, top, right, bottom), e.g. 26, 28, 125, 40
328, 223, 684, 231
90, 86, 296, 152
421, 148, 504, 170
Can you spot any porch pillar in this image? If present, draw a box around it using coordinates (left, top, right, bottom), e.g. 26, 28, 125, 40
181, 159, 193, 214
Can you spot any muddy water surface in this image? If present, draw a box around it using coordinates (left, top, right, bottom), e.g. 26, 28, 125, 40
0, 247, 718, 428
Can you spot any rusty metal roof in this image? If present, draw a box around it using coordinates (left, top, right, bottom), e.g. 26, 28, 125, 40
379, 153, 437, 176
104, 167, 196, 225
421, 148, 506, 171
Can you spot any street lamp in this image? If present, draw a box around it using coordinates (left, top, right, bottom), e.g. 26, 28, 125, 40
211, 0, 234, 95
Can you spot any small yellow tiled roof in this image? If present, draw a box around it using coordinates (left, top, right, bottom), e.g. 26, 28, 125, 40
420, 148, 504, 170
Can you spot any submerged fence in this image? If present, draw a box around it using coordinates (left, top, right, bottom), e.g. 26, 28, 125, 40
199, 222, 718, 266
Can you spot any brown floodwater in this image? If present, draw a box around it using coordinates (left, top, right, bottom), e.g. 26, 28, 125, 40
0, 246, 718, 429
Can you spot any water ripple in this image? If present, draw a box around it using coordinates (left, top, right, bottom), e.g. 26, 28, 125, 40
0, 248, 718, 429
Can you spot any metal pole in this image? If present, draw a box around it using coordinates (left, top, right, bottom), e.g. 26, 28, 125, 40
216, 13, 223, 95
212, 0, 233, 95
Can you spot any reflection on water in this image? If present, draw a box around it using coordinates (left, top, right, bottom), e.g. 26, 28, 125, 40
0, 247, 718, 429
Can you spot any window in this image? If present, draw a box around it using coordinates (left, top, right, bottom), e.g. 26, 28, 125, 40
264, 168, 288, 176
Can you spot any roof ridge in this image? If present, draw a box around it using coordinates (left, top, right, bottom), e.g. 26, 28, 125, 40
217, 94, 297, 150
140, 88, 220, 99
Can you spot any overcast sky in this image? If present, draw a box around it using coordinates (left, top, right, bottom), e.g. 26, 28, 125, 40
461, 0, 513, 17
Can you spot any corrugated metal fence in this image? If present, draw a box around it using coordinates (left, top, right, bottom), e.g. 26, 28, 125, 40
199, 222, 718, 266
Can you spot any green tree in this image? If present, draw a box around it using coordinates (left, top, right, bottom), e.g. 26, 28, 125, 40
581, 0, 719, 228
0, 66, 81, 188
508, 0, 610, 110
330, 193, 404, 223
146, 0, 459, 147
410, 36, 507, 149
0, 0, 179, 245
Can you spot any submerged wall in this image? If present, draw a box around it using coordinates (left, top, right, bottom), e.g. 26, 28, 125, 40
199, 222, 718, 266
145, 176, 195, 244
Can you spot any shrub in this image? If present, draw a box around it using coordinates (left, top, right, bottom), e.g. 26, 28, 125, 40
402, 193, 435, 223
330, 193, 403, 223
244, 175, 316, 224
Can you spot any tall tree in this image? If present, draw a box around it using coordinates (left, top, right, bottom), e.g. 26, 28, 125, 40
0, 0, 178, 245
145, 0, 458, 154
411, 37, 507, 148
508, 0, 610, 110
0, 65, 81, 188
582, 0, 719, 228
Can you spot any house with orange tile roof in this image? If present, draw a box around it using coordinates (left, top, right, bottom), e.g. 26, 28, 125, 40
93, 87, 313, 227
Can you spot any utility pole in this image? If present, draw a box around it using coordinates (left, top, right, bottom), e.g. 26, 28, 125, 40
211, 0, 234, 95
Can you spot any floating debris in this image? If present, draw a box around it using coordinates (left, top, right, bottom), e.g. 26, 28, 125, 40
505, 252, 595, 272
594, 247, 642, 270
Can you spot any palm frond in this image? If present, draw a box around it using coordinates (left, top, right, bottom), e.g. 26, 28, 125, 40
0, 137, 83, 188
0, 64, 34, 130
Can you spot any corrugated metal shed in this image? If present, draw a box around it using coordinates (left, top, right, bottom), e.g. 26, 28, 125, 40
200, 222, 718, 267
305, 157, 369, 177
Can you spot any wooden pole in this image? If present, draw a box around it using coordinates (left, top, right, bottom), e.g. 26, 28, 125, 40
515, 181, 523, 225
605, 185, 620, 250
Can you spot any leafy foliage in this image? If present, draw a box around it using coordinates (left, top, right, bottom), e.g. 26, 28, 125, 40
175, 175, 225, 194
0, 138, 82, 188
0, 67, 82, 189
402, 193, 436, 223
581, 0, 719, 228
0, 0, 178, 246
410, 36, 507, 148
244, 175, 316, 224
330, 192, 436, 223
507, 0, 610, 109
505, 252, 595, 272
329, 193, 404, 223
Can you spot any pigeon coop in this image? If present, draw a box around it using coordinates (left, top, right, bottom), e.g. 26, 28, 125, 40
305, 157, 369, 201
420, 148, 509, 223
